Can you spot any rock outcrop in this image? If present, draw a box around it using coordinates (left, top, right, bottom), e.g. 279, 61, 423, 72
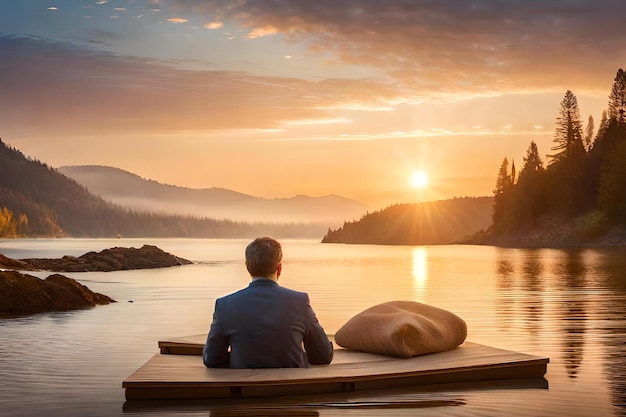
3, 244, 193, 272
0, 254, 36, 271
0, 270, 115, 318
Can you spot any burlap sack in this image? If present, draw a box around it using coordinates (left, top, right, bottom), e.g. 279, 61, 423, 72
334, 301, 467, 357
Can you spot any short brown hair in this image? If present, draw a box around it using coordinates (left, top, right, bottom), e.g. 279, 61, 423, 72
245, 237, 282, 278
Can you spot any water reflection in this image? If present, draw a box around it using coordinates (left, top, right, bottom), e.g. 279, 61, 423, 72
597, 249, 626, 415
605, 323, 626, 416
520, 251, 544, 338
495, 249, 589, 379
554, 251, 588, 379
495, 253, 515, 332
411, 247, 428, 292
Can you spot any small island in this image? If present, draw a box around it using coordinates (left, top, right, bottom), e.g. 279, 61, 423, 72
4, 244, 193, 272
0, 245, 192, 318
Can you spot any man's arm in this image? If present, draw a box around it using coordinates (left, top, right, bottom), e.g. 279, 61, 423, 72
303, 295, 334, 365
203, 303, 230, 368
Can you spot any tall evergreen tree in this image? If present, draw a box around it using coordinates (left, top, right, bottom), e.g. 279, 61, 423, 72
594, 110, 609, 148
547, 91, 588, 216
584, 115, 594, 151
589, 71, 626, 211
608, 68, 626, 125
508, 141, 547, 229
492, 158, 514, 232
519, 141, 544, 177
598, 141, 626, 222
549, 90, 586, 165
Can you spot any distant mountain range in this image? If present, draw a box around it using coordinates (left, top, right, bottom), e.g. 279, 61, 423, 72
0, 140, 336, 238
0, 139, 496, 242
57, 165, 370, 225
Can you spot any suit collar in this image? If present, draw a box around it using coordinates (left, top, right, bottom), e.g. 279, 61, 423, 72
249, 278, 279, 287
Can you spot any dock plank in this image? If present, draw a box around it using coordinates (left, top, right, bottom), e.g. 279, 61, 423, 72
124, 338, 549, 401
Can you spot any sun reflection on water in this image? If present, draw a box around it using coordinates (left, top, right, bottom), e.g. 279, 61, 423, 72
411, 247, 428, 292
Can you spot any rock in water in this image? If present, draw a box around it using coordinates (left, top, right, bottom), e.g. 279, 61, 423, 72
0, 270, 115, 318
17, 244, 193, 272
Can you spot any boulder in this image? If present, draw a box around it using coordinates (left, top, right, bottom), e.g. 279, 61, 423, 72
17, 244, 192, 272
0, 270, 115, 318
0, 253, 36, 271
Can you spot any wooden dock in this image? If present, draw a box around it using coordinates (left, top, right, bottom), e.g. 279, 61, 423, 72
123, 334, 549, 401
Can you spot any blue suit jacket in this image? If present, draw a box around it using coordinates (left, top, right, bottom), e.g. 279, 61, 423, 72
203, 279, 334, 368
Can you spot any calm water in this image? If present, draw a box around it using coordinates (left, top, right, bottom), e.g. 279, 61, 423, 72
0, 238, 625, 417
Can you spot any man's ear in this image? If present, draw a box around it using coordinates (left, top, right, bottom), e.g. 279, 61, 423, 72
276, 263, 282, 278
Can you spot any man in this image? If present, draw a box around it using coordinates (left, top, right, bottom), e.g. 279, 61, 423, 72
203, 237, 334, 368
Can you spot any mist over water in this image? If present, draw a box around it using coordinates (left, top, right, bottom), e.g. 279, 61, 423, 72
0, 239, 625, 416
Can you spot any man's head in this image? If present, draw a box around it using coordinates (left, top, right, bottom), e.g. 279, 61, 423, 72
245, 237, 283, 279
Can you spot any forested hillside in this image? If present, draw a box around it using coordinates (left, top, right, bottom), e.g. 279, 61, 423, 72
324, 70, 626, 247
322, 197, 493, 245
480, 69, 626, 245
0, 141, 324, 238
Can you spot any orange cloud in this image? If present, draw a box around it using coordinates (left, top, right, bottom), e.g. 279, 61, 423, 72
204, 21, 223, 29
171, 0, 626, 98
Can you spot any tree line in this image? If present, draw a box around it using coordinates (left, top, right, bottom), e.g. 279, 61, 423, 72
322, 196, 493, 245
0, 140, 325, 238
492, 69, 626, 237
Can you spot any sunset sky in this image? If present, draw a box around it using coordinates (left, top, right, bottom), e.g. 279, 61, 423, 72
1, 0, 625, 208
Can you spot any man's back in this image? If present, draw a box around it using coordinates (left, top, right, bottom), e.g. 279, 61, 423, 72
203, 278, 333, 368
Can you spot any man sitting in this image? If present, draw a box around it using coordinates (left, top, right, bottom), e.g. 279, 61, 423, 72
203, 237, 334, 368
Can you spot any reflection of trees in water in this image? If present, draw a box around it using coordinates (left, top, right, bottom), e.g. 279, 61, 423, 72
561, 299, 586, 378
495, 249, 515, 332
494, 247, 626, 410
604, 324, 626, 416
597, 249, 626, 415
521, 253, 544, 336
553, 251, 587, 379
495, 249, 546, 340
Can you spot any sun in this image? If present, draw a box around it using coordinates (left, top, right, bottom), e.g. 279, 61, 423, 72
410, 171, 429, 189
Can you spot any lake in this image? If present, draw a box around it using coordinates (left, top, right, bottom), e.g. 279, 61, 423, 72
0, 238, 625, 416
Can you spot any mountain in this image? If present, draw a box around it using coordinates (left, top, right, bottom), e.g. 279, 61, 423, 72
57, 165, 369, 225
0, 140, 330, 238
322, 197, 494, 245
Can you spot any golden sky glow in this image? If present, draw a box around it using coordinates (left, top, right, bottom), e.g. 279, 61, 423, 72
1, 1, 624, 209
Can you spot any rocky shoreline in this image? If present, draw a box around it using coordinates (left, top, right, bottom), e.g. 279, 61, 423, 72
0, 245, 192, 318
464, 217, 626, 248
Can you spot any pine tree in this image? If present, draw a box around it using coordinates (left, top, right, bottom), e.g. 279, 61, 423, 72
549, 90, 586, 165
492, 158, 514, 231
598, 140, 626, 222
584, 115, 594, 151
519, 141, 544, 177
546, 91, 589, 216
513, 141, 547, 228
594, 110, 609, 147
608, 68, 626, 125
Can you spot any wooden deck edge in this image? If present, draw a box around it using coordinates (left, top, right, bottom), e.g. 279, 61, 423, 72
124, 359, 548, 401
123, 377, 548, 411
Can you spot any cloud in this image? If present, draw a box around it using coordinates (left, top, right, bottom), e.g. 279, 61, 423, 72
204, 21, 223, 29
47, 7, 58, 11
0, 35, 396, 137
167, 17, 188, 23
170, 0, 626, 97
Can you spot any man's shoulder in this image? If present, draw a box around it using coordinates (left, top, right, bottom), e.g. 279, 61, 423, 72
218, 280, 308, 301
275, 284, 308, 298
248, 280, 309, 298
